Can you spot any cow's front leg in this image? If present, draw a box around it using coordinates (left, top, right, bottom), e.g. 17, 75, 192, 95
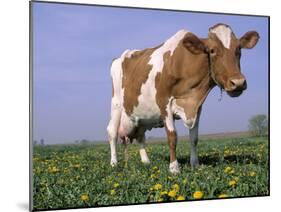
165, 125, 180, 174
189, 108, 201, 170
189, 123, 199, 169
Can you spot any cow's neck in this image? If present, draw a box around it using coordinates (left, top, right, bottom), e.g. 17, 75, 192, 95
170, 44, 215, 94
166, 43, 216, 117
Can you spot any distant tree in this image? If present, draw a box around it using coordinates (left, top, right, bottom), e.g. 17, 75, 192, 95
74, 140, 80, 144
248, 114, 268, 137
33, 140, 38, 146
40, 138, 45, 146
80, 139, 89, 144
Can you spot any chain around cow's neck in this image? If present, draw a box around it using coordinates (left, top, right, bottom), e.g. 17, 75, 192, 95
207, 54, 224, 102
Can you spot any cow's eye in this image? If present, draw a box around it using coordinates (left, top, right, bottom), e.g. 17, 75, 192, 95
210, 48, 216, 55
235, 48, 241, 55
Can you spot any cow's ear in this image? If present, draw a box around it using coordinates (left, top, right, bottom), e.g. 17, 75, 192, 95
183, 33, 207, 54
239, 31, 259, 49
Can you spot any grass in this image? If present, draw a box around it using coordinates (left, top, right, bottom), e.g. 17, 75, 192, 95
32, 136, 269, 210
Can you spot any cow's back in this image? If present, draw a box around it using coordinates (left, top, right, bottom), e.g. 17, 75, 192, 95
110, 30, 188, 131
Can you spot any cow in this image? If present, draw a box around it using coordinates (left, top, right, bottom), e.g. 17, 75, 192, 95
107, 23, 259, 174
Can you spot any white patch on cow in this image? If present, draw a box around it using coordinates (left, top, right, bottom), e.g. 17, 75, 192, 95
171, 100, 197, 129
133, 30, 188, 122
139, 148, 150, 164
165, 96, 175, 132
210, 25, 232, 49
169, 160, 180, 174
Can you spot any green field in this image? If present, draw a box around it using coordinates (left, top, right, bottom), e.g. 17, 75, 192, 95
32, 136, 269, 210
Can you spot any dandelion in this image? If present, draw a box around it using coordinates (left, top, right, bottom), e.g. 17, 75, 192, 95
167, 176, 172, 181
110, 189, 116, 195
228, 180, 237, 187
229, 169, 235, 174
168, 190, 177, 198
224, 166, 232, 173
80, 194, 89, 201
48, 166, 59, 173
150, 174, 156, 179
73, 164, 80, 168
154, 183, 162, 190
234, 177, 239, 182
250, 171, 256, 177
193, 191, 203, 199
160, 191, 168, 196
158, 198, 164, 202
153, 166, 158, 170
113, 183, 120, 188
172, 184, 180, 192
218, 194, 228, 198
176, 195, 185, 201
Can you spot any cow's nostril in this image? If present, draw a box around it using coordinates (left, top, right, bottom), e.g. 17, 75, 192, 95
230, 80, 236, 87
242, 80, 247, 90
230, 78, 246, 89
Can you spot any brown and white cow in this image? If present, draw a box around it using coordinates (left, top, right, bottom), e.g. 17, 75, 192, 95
107, 23, 259, 174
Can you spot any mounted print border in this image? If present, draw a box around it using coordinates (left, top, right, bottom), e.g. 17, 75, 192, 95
30, 1, 270, 211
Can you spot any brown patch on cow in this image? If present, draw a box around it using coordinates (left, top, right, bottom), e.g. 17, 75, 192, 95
121, 47, 159, 115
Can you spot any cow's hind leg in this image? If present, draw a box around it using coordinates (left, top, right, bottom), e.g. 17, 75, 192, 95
107, 98, 122, 167
136, 128, 150, 164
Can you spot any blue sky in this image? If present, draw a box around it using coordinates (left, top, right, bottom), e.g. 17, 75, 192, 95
32, 2, 268, 144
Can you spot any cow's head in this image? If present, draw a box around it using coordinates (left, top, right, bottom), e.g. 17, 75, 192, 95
183, 23, 259, 97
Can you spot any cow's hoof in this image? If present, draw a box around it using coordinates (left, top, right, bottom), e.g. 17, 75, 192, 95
169, 160, 180, 174
110, 160, 117, 167
141, 158, 151, 164
190, 160, 199, 170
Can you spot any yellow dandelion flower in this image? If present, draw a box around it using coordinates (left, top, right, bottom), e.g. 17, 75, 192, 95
153, 166, 158, 170
158, 198, 164, 202
234, 177, 239, 182
167, 176, 172, 180
193, 191, 203, 199
168, 190, 177, 198
157, 170, 160, 174
176, 195, 185, 201
150, 174, 156, 179
172, 184, 180, 192
250, 171, 256, 177
218, 194, 228, 198
110, 189, 116, 195
160, 191, 168, 196
228, 180, 237, 187
80, 194, 89, 201
224, 166, 232, 173
48, 166, 59, 173
154, 183, 162, 190
113, 183, 119, 188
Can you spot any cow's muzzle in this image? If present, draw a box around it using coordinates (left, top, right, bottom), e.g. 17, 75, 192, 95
225, 78, 247, 97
